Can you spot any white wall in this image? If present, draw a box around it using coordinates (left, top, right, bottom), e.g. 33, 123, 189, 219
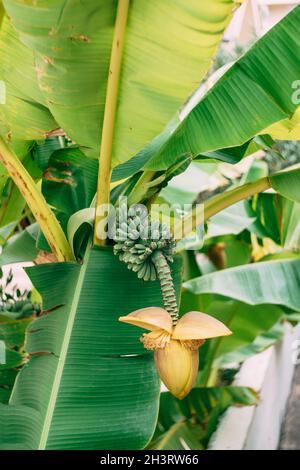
225, 0, 300, 44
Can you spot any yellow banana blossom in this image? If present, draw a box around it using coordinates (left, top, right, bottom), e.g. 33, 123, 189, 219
119, 308, 231, 399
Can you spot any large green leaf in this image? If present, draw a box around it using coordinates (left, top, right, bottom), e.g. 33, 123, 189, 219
0, 248, 182, 450
184, 258, 300, 311
3, 0, 241, 164
179, 292, 285, 383
204, 301, 284, 361
115, 5, 300, 176
0, 15, 56, 141
214, 320, 285, 367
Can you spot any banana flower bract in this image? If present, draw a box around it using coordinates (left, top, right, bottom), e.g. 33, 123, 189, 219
119, 307, 231, 399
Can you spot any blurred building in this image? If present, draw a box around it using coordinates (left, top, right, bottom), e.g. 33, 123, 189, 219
225, 0, 300, 44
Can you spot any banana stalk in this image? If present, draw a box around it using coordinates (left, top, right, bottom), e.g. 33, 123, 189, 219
94, 0, 130, 245
0, 138, 74, 262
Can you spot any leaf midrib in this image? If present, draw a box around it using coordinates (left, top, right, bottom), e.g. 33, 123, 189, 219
38, 251, 90, 449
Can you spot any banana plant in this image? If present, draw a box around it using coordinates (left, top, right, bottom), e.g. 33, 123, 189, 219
0, 270, 39, 404
0, 0, 300, 450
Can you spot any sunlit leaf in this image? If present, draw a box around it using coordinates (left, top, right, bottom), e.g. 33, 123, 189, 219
184, 258, 300, 310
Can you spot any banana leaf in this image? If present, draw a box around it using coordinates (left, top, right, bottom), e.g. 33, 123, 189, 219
270, 165, 300, 204
204, 301, 284, 362
262, 107, 300, 140
184, 258, 300, 311
0, 15, 57, 141
2, 0, 240, 164
214, 320, 285, 367
0, 247, 182, 450
115, 5, 300, 177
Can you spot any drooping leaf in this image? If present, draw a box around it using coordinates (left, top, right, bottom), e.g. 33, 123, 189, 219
194, 139, 264, 165
214, 320, 285, 367
203, 301, 284, 361
184, 258, 300, 311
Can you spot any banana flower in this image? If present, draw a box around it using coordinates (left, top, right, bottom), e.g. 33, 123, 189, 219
119, 307, 231, 399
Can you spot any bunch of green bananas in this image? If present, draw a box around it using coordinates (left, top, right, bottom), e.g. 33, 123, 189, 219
0, 299, 41, 320
113, 206, 175, 281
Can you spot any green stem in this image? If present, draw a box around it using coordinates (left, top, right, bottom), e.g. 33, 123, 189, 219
0, 138, 74, 262
173, 176, 271, 239
204, 177, 270, 221
151, 250, 178, 325
94, 0, 129, 245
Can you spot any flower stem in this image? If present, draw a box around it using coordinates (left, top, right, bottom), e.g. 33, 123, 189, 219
151, 250, 178, 325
